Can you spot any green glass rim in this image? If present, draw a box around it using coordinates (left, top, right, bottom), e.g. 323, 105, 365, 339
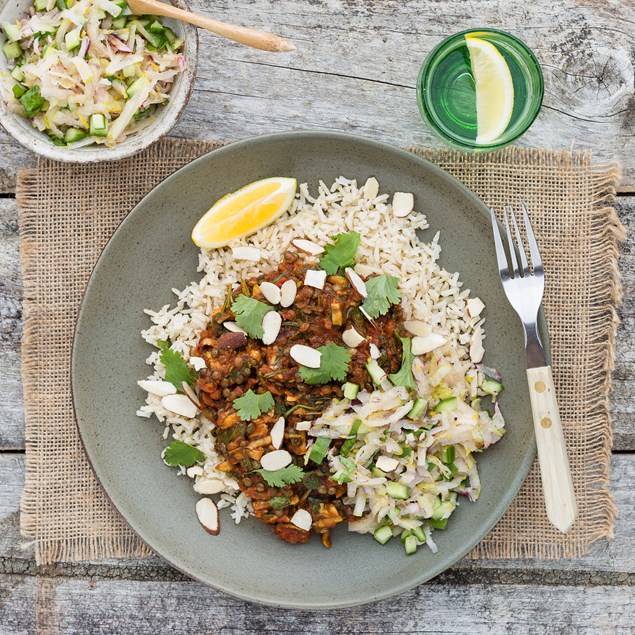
417, 28, 544, 151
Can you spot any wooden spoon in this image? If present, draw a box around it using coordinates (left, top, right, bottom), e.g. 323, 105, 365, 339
126, 0, 295, 52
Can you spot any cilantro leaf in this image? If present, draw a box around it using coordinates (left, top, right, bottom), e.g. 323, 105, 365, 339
255, 464, 305, 487
233, 389, 275, 421
389, 336, 417, 390
319, 232, 360, 275
299, 343, 351, 385
163, 440, 205, 468
231, 294, 273, 339
160, 347, 196, 390
361, 275, 402, 318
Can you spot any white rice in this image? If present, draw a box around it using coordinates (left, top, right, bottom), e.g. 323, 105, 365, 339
138, 176, 485, 524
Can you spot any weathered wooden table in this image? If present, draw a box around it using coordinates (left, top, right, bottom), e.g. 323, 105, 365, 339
1, 1, 634, 631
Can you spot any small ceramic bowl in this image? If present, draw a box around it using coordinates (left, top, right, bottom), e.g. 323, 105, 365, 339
0, 0, 198, 162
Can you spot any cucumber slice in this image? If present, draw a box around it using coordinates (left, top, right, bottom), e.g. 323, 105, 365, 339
89, 113, 108, 136
308, 437, 330, 464
386, 481, 410, 500
407, 398, 427, 420
400, 529, 412, 543
64, 28, 81, 51
112, 16, 128, 29
122, 63, 136, 78
412, 525, 426, 542
481, 377, 504, 397
12, 83, 26, 98
342, 382, 359, 400
404, 535, 418, 555
148, 20, 165, 33
373, 525, 393, 545
366, 359, 387, 386
125, 76, 146, 97
432, 396, 458, 414
10, 65, 24, 81
3, 41, 21, 59
34, 0, 48, 9
431, 499, 455, 521
64, 128, 87, 143
371, 466, 387, 478
3, 22, 22, 43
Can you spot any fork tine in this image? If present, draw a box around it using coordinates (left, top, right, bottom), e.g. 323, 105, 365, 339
490, 208, 509, 279
503, 207, 520, 278
521, 203, 543, 276
509, 206, 530, 275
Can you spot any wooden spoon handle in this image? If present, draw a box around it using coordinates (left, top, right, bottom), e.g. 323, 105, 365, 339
527, 366, 577, 533
127, 0, 295, 52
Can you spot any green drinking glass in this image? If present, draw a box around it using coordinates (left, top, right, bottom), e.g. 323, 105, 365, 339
417, 29, 544, 152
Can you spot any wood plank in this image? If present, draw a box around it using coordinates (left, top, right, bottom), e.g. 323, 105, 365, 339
0, 574, 633, 634
0, 0, 634, 193
1, 454, 633, 581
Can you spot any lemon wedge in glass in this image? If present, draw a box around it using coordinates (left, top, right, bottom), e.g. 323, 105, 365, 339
465, 36, 514, 145
192, 177, 297, 248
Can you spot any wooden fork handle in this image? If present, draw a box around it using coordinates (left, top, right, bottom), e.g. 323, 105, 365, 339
527, 366, 577, 533
129, 0, 295, 52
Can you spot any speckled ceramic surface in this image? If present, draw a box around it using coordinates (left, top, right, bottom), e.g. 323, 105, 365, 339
0, 0, 197, 162
72, 132, 543, 608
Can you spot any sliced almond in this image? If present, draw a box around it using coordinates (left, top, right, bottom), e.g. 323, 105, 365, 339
260, 449, 292, 471
342, 326, 365, 348
344, 267, 368, 298
411, 333, 448, 356
292, 238, 324, 255
262, 311, 282, 345
290, 344, 322, 368
467, 297, 485, 318
231, 246, 261, 261
223, 321, 247, 334
195, 498, 220, 535
194, 478, 226, 495
260, 281, 281, 305
181, 381, 201, 408
369, 343, 381, 359
304, 269, 327, 290
363, 176, 379, 200
270, 416, 285, 450
189, 356, 206, 371
290, 508, 312, 531
470, 329, 485, 363
280, 279, 297, 307
138, 379, 176, 397
360, 306, 376, 325
161, 394, 198, 418
376, 455, 400, 472
404, 320, 432, 337
186, 465, 203, 478
392, 192, 414, 217
296, 421, 312, 431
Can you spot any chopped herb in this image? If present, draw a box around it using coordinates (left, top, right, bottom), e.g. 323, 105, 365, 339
233, 389, 275, 421
231, 294, 273, 339
19, 85, 45, 117
255, 464, 305, 487
303, 471, 320, 491
361, 274, 402, 318
160, 347, 196, 390
308, 437, 331, 464
389, 336, 416, 390
318, 232, 360, 275
163, 440, 205, 468
299, 343, 351, 385
156, 339, 169, 349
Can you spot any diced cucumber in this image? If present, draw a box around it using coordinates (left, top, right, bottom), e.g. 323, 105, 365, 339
3, 22, 22, 43
366, 359, 387, 386
164, 27, 177, 43
429, 518, 448, 530
112, 16, 128, 29
386, 481, 410, 500
12, 83, 26, 98
342, 382, 359, 400
64, 28, 81, 52
34, 0, 48, 10
148, 20, 165, 33
400, 529, 412, 543
481, 377, 504, 397
308, 437, 330, 464
373, 525, 393, 545
339, 419, 361, 457
412, 525, 426, 542
43, 45, 59, 60
56, 0, 68, 10
431, 499, 455, 521
67, 100, 77, 112
396, 445, 412, 458
439, 445, 455, 464
3, 41, 21, 59
431, 396, 458, 414
371, 466, 387, 478
407, 398, 427, 420
403, 534, 418, 555
122, 63, 136, 78
64, 128, 87, 143
10, 65, 24, 81
126, 76, 146, 97
89, 113, 108, 136
19, 85, 45, 117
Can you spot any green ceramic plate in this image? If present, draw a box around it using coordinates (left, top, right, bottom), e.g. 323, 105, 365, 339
72, 131, 542, 609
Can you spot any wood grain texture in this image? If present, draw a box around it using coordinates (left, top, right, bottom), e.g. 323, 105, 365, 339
0, 0, 634, 193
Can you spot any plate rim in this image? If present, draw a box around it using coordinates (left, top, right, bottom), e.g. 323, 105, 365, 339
71, 130, 541, 608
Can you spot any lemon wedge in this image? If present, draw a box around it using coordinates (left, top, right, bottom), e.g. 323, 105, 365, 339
465, 36, 514, 145
192, 177, 297, 248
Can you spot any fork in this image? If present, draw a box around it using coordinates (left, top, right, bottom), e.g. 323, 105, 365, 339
490, 204, 577, 533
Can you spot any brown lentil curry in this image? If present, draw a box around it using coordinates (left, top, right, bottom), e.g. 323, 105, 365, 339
192, 249, 405, 546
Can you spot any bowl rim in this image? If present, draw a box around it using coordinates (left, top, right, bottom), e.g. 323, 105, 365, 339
0, 0, 198, 163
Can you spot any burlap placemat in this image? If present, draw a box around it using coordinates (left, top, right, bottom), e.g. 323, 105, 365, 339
18, 138, 623, 565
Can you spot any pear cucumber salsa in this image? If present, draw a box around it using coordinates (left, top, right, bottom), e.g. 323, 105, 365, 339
1, 0, 185, 147
138, 177, 506, 555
